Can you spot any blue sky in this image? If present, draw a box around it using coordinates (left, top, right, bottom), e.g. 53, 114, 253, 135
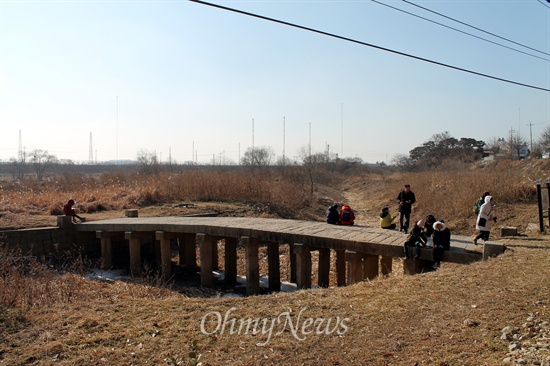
1, 0, 549, 164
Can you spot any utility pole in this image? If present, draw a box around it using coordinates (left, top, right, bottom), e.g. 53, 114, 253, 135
527, 121, 534, 153
308, 122, 311, 158
89, 132, 93, 164
283, 117, 286, 166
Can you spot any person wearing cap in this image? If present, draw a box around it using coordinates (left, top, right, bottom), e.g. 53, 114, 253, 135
379, 207, 396, 230
432, 220, 451, 269
403, 219, 428, 259
396, 184, 416, 234
325, 204, 340, 225
63, 199, 85, 223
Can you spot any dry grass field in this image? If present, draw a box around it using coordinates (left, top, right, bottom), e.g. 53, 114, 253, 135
1, 160, 549, 365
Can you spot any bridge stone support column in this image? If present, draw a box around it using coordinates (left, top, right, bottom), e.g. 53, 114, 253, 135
155, 231, 175, 279
346, 251, 363, 285
197, 233, 214, 287
380, 256, 393, 277
267, 242, 281, 292
154, 239, 162, 268
336, 249, 346, 286
362, 254, 379, 281
242, 236, 260, 296
212, 239, 219, 271
403, 258, 434, 275
224, 237, 238, 286
178, 233, 197, 272
96, 230, 114, 270
318, 248, 331, 288
125, 231, 146, 276
289, 243, 297, 284
294, 243, 312, 290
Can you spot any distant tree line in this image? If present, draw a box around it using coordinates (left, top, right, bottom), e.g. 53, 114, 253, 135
393, 126, 550, 171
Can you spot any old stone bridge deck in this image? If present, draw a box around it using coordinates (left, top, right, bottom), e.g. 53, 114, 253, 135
73, 216, 505, 295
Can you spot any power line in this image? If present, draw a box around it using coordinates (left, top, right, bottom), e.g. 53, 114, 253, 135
536, 0, 550, 9
400, 0, 550, 57
371, 0, 549, 62
188, 0, 550, 92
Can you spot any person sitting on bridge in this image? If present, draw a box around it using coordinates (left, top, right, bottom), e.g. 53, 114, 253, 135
379, 207, 396, 230
325, 204, 340, 225
432, 220, 451, 269
339, 205, 355, 225
403, 219, 427, 259
423, 214, 437, 237
63, 199, 86, 223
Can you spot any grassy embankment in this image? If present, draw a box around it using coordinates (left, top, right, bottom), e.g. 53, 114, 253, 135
0, 159, 549, 365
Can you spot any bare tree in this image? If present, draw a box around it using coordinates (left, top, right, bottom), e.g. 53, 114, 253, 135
8, 156, 27, 181
298, 147, 330, 194
391, 153, 414, 171
241, 147, 274, 168
485, 137, 504, 156
29, 149, 58, 181
506, 134, 528, 160
137, 149, 160, 174
538, 125, 550, 156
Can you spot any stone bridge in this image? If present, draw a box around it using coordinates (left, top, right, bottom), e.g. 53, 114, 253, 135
68, 215, 505, 295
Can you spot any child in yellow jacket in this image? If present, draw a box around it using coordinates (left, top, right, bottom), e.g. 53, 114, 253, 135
379, 207, 396, 230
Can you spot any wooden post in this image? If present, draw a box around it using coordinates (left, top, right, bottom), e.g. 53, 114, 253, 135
155, 231, 173, 279
294, 243, 312, 290
242, 236, 260, 296
289, 243, 297, 283
336, 249, 346, 287
125, 231, 142, 276
380, 256, 393, 276
346, 251, 363, 285
267, 242, 281, 292
224, 237, 238, 286
96, 230, 113, 270
318, 248, 331, 288
197, 233, 213, 287
362, 254, 379, 280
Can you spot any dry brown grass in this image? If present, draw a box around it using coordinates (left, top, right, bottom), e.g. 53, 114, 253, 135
1, 160, 550, 365
0, 243, 548, 365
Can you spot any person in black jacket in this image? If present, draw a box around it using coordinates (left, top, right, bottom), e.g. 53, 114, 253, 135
432, 220, 451, 269
403, 219, 427, 259
325, 204, 340, 225
396, 184, 416, 234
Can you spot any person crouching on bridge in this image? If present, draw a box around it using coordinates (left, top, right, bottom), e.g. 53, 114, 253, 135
339, 205, 355, 225
63, 199, 86, 223
432, 220, 451, 269
325, 204, 340, 225
379, 207, 396, 230
403, 219, 427, 259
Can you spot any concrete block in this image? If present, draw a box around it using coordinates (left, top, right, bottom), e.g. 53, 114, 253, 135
124, 209, 139, 218
57, 215, 73, 228
500, 227, 517, 236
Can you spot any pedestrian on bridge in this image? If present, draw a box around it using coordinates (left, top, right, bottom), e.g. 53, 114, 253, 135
339, 205, 355, 225
396, 184, 416, 234
403, 219, 427, 259
325, 204, 340, 225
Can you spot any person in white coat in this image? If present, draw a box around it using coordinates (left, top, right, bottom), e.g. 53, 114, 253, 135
473, 195, 497, 245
